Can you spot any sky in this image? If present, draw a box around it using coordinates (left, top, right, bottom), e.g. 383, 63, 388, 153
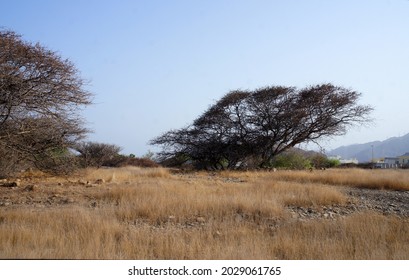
2, 0, 409, 156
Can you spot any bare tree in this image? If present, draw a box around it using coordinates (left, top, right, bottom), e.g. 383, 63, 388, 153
0, 30, 92, 175
151, 84, 373, 169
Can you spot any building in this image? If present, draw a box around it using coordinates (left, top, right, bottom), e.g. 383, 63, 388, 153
398, 153, 409, 167
374, 153, 409, 168
375, 157, 399, 169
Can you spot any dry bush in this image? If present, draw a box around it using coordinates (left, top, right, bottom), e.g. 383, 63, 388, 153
115, 157, 160, 168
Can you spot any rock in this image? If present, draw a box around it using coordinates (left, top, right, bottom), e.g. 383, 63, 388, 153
78, 179, 91, 185
196, 216, 206, 223
24, 185, 37, 191
95, 179, 105, 184
234, 214, 244, 222
62, 198, 75, 204
1, 181, 20, 188
78, 180, 87, 185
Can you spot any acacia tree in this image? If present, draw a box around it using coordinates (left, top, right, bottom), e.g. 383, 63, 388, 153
0, 30, 92, 176
151, 84, 372, 169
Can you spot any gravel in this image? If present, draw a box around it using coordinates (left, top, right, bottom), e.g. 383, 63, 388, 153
288, 187, 409, 220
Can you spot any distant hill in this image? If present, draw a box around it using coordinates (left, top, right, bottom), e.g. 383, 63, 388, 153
328, 133, 409, 163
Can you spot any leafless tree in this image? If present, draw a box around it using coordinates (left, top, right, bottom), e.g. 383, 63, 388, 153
151, 84, 373, 169
0, 30, 92, 176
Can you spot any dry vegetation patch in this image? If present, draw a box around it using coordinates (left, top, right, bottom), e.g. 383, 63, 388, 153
269, 168, 409, 191
271, 212, 409, 259
1, 167, 408, 259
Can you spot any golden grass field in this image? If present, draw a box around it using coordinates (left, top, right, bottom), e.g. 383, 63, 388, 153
0, 167, 408, 259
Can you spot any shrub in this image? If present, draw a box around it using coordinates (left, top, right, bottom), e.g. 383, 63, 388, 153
310, 154, 340, 169
271, 151, 312, 170
103, 155, 160, 168
74, 142, 122, 168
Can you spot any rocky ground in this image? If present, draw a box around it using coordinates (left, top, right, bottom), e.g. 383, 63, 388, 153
288, 186, 409, 220
0, 178, 105, 209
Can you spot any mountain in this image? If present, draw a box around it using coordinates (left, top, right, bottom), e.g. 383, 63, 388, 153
328, 133, 409, 163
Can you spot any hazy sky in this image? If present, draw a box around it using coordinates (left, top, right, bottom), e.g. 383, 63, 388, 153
2, 0, 409, 156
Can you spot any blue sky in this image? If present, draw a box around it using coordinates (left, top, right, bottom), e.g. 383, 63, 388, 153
2, 0, 409, 156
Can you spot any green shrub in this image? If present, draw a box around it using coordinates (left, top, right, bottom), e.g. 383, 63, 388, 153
272, 151, 312, 170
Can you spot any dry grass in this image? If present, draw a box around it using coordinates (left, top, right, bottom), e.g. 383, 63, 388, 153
82, 166, 171, 182
0, 167, 408, 259
264, 181, 347, 207
94, 176, 285, 224
1, 208, 407, 259
0, 207, 125, 259
266, 168, 409, 191
271, 212, 409, 259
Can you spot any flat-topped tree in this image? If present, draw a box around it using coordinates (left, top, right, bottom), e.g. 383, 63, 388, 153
152, 84, 372, 170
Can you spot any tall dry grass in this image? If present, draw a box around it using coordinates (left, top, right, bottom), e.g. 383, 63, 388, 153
0, 167, 408, 259
0, 208, 125, 259
270, 212, 409, 259
265, 168, 409, 191
1, 208, 408, 259
82, 166, 171, 182
94, 176, 286, 224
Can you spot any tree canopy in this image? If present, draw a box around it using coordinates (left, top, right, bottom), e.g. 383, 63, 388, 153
0, 30, 92, 176
151, 84, 373, 170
